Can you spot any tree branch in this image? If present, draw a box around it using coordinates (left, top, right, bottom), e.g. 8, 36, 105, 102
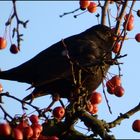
115, 0, 128, 34
108, 102, 140, 128
101, 1, 110, 25
77, 109, 115, 140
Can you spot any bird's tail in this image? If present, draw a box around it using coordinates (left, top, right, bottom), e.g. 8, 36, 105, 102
0, 70, 18, 81
0, 71, 8, 80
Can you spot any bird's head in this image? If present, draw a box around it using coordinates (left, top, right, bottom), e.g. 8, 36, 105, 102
85, 24, 115, 51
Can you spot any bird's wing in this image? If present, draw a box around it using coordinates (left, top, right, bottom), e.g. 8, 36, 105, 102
0, 33, 99, 86
0, 40, 72, 84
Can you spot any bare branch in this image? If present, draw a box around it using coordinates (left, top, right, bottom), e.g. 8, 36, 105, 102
77, 109, 115, 139
0, 92, 39, 111
0, 104, 13, 121
5, 0, 29, 50
108, 103, 140, 128
115, 1, 128, 34
101, 1, 110, 25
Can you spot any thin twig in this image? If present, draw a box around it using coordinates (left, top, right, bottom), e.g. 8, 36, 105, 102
102, 82, 112, 114
60, 8, 80, 18
0, 104, 13, 121
0, 92, 39, 111
5, 0, 29, 50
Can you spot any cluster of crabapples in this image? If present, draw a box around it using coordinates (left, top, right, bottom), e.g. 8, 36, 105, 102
79, 1, 140, 54
0, 37, 19, 54
123, 11, 140, 39
106, 75, 140, 133
0, 78, 140, 136
79, 0, 97, 13
86, 91, 102, 114
123, 13, 134, 31
106, 75, 124, 97
0, 112, 62, 140
112, 13, 140, 54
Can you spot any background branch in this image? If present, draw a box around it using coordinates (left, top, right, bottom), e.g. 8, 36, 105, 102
108, 103, 140, 128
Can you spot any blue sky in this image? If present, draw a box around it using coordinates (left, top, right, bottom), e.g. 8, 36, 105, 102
0, 1, 140, 139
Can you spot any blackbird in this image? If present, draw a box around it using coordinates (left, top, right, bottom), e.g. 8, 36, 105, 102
0, 24, 114, 101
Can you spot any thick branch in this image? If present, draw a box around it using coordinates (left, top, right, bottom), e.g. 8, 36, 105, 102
76, 109, 115, 140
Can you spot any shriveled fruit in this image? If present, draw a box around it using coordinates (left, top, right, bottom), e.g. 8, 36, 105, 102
132, 120, 140, 132
10, 44, 19, 54
0, 37, 7, 50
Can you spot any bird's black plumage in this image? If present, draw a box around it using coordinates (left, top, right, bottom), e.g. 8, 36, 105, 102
0, 24, 114, 101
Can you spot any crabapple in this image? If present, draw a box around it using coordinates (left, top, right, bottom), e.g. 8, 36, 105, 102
0, 37, 7, 50
79, 0, 90, 10
132, 120, 140, 132
114, 86, 125, 97
29, 114, 39, 124
0, 123, 11, 136
135, 33, 140, 42
10, 44, 19, 54
53, 106, 65, 119
110, 75, 121, 87
87, 2, 97, 13
90, 91, 102, 104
